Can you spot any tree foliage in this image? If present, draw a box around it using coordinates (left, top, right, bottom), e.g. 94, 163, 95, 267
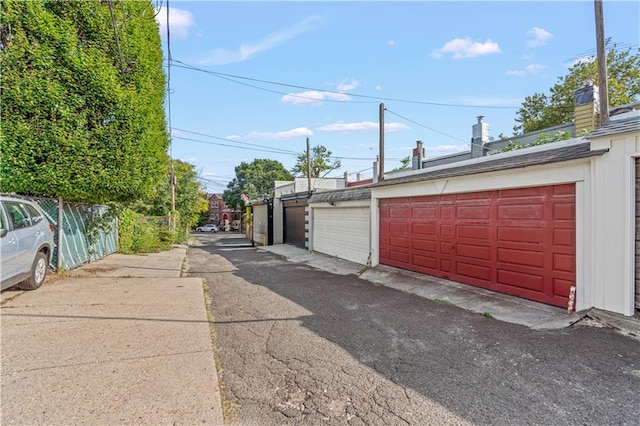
498, 131, 574, 153
392, 156, 411, 171
291, 145, 341, 178
0, 0, 169, 203
133, 160, 208, 229
514, 45, 640, 134
223, 159, 293, 207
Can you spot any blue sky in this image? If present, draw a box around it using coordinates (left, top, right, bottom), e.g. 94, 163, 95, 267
155, 1, 639, 193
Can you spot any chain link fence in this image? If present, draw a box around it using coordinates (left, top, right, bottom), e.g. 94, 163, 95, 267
26, 197, 118, 271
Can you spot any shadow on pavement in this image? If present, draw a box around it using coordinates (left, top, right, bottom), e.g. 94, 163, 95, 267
199, 234, 640, 425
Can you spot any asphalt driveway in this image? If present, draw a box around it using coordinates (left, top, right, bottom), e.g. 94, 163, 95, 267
188, 233, 640, 426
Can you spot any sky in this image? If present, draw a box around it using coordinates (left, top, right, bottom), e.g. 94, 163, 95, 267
154, 1, 640, 193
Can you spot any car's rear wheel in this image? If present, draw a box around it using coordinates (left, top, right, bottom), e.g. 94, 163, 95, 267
17, 252, 48, 290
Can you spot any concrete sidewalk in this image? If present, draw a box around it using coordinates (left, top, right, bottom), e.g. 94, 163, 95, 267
1, 245, 223, 425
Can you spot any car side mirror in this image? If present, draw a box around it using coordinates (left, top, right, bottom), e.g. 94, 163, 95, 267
0, 228, 7, 238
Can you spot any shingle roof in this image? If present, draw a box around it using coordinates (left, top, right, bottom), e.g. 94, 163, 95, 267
588, 115, 640, 138
308, 187, 372, 203
375, 141, 608, 188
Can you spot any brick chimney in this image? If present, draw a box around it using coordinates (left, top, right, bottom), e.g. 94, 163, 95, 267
471, 116, 489, 158
574, 80, 600, 134
412, 140, 425, 170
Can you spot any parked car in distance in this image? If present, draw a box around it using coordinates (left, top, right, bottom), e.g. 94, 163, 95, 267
1, 194, 55, 291
195, 224, 218, 233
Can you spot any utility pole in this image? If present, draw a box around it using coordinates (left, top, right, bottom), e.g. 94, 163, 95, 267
594, 0, 609, 125
306, 137, 312, 193
379, 103, 385, 182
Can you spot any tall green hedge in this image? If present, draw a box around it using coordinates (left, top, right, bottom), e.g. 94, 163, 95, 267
0, 0, 169, 203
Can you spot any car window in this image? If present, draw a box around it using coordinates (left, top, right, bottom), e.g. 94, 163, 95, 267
0, 203, 7, 230
26, 204, 44, 225
5, 202, 32, 230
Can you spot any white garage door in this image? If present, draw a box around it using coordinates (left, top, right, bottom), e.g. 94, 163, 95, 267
313, 207, 370, 264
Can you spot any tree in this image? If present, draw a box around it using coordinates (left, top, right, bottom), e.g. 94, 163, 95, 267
223, 159, 293, 207
0, 0, 169, 203
135, 160, 209, 229
291, 145, 341, 178
392, 156, 411, 171
514, 45, 640, 134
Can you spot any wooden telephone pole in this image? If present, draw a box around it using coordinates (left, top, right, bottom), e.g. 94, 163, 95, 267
594, 0, 609, 125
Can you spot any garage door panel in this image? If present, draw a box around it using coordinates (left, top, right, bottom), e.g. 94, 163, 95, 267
497, 269, 544, 291
412, 239, 436, 252
389, 222, 408, 234
456, 262, 491, 281
553, 203, 575, 220
456, 205, 491, 219
553, 253, 574, 273
313, 207, 370, 265
412, 222, 436, 235
498, 204, 544, 219
457, 243, 490, 260
413, 207, 438, 218
553, 228, 574, 246
498, 186, 545, 198
498, 226, 544, 243
379, 184, 576, 308
389, 250, 409, 264
413, 254, 437, 269
497, 247, 544, 268
457, 225, 490, 240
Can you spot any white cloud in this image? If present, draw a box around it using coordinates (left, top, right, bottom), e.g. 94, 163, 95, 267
527, 27, 553, 48
431, 37, 501, 59
375, 85, 382, 91
506, 63, 545, 76
226, 135, 242, 141
156, 7, 195, 40
199, 15, 322, 65
281, 90, 351, 106
246, 127, 313, 140
336, 79, 360, 91
316, 121, 409, 133
388, 40, 397, 46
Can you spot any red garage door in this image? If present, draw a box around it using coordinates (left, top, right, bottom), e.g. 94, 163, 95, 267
380, 184, 575, 307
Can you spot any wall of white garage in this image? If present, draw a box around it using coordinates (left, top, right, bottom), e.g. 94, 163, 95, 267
308, 199, 371, 265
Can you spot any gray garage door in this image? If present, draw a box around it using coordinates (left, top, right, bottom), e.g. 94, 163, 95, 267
284, 205, 306, 248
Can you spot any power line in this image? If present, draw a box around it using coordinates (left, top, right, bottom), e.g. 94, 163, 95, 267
173, 135, 301, 156
172, 61, 376, 104
385, 109, 468, 143
172, 127, 298, 154
171, 59, 520, 109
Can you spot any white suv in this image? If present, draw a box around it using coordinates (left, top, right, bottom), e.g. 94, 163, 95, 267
0, 195, 55, 291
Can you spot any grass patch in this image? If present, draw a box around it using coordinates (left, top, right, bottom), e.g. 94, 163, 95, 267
482, 312, 494, 319
433, 298, 448, 304
358, 264, 370, 275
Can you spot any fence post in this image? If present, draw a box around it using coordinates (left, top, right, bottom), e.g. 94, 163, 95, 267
57, 197, 64, 271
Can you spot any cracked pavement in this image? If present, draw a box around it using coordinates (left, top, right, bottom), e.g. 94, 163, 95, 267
188, 233, 640, 426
